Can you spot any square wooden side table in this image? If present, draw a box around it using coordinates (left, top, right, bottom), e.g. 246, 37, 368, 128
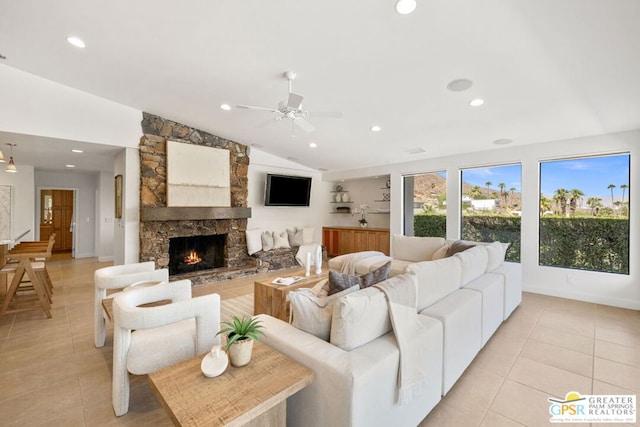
148, 342, 313, 426
254, 272, 328, 321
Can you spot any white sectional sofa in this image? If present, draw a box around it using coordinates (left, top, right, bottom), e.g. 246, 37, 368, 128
257, 235, 522, 427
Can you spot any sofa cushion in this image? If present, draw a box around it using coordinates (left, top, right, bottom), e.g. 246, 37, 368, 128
406, 257, 463, 311
330, 274, 418, 351
484, 241, 506, 272
287, 227, 305, 247
454, 245, 489, 285
289, 285, 360, 340
431, 244, 449, 260
392, 235, 445, 262
261, 231, 274, 251
445, 240, 475, 257
246, 229, 263, 255
273, 231, 291, 249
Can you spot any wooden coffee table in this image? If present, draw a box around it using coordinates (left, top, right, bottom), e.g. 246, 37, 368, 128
254, 271, 328, 321
148, 342, 313, 426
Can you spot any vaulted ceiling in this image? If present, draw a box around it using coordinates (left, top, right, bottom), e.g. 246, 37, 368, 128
1, 0, 639, 173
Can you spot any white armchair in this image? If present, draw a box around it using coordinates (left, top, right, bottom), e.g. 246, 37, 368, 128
111, 279, 220, 416
94, 262, 169, 347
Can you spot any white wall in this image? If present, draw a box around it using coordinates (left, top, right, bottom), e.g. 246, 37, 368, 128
0, 64, 141, 146
114, 148, 140, 265
0, 165, 36, 241
325, 177, 391, 229
247, 149, 331, 243
34, 170, 98, 258
324, 130, 640, 310
97, 171, 115, 262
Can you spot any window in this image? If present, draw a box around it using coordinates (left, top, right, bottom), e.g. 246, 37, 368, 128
403, 172, 446, 237
539, 154, 630, 274
460, 164, 522, 262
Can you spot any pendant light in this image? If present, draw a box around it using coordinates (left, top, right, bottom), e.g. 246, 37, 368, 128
6, 143, 17, 173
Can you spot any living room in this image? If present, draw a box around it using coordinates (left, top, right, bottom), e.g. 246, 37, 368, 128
0, 1, 639, 426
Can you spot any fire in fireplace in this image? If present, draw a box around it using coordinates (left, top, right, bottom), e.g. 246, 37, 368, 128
169, 234, 225, 275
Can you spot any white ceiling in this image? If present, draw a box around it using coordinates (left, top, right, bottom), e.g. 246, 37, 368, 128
1, 0, 639, 173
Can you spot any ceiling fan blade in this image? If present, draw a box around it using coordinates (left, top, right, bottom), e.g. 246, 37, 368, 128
308, 111, 343, 119
236, 105, 279, 113
287, 93, 304, 110
294, 117, 316, 133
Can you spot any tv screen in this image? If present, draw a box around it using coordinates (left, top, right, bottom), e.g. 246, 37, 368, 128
265, 174, 312, 206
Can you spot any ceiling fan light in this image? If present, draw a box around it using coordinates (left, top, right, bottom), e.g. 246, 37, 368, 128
396, 0, 417, 15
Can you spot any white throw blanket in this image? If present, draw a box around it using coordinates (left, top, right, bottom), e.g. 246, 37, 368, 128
339, 251, 384, 274
374, 274, 428, 404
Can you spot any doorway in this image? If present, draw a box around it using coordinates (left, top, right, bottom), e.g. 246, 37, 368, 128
40, 189, 75, 256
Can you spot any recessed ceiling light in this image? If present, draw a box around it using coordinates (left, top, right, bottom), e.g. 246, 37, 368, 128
220, 104, 231, 111
66, 36, 86, 49
493, 139, 513, 145
370, 125, 382, 132
65, 164, 75, 168
309, 142, 317, 148
395, 0, 417, 14
447, 78, 473, 92
469, 98, 485, 107
71, 149, 84, 153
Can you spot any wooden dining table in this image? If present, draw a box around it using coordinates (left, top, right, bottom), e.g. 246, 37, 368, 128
0, 243, 53, 318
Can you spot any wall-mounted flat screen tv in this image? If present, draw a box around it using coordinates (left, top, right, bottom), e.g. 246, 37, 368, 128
265, 174, 312, 206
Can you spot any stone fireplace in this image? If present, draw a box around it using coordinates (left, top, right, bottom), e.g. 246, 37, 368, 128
169, 234, 225, 276
138, 113, 263, 285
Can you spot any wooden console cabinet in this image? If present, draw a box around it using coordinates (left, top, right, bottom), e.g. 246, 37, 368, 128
322, 226, 390, 257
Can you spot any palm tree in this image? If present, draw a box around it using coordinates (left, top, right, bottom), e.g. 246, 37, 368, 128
620, 184, 628, 206
498, 183, 507, 204
553, 188, 569, 217
485, 181, 492, 193
540, 194, 552, 215
569, 188, 584, 217
607, 184, 616, 211
509, 187, 516, 206
586, 197, 603, 216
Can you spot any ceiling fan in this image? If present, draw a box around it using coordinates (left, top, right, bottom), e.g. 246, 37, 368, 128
237, 71, 342, 134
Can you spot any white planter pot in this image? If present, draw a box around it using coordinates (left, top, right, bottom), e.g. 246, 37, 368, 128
228, 338, 254, 367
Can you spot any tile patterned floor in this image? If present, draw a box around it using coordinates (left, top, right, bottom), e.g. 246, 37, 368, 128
1, 256, 638, 426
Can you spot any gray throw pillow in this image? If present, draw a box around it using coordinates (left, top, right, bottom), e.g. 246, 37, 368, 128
360, 261, 392, 288
328, 271, 361, 296
261, 231, 274, 251
446, 240, 475, 257
287, 227, 305, 247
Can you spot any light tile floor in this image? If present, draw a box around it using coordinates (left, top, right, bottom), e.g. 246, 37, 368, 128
1, 256, 638, 426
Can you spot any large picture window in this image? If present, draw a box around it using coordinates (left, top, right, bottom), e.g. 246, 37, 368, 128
403, 172, 447, 237
460, 164, 522, 262
539, 154, 630, 274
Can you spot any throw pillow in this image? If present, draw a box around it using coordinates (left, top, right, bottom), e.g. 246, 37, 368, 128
485, 241, 506, 272
446, 240, 475, 257
261, 231, 274, 251
287, 227, 305, 247
289, 285, 360, 341
328, 270, 361, 296
273, 231, 291, 249
360, 261, 392, 288
431, 243, 450, 260
245, 229, 263, 255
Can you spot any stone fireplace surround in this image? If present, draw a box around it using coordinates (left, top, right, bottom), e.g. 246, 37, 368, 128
138, 113, 263, 285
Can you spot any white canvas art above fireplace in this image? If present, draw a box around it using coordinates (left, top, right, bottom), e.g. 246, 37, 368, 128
166, 141, 231, 207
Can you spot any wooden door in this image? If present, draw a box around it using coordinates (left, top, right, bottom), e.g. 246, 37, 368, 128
337, 229, 354, 255
322, 228, 340, 257
50, 190, 74, 251
353, 230, 367, 252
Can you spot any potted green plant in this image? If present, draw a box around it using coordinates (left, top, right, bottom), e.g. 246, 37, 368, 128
216, 316, 266, 367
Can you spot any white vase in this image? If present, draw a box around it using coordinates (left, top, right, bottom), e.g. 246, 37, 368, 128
335, 193, 342, 202
342, 193, 350, 202
228, 338, 254, 367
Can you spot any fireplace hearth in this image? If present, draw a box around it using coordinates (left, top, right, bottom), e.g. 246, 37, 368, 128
169, 234, 225, 276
